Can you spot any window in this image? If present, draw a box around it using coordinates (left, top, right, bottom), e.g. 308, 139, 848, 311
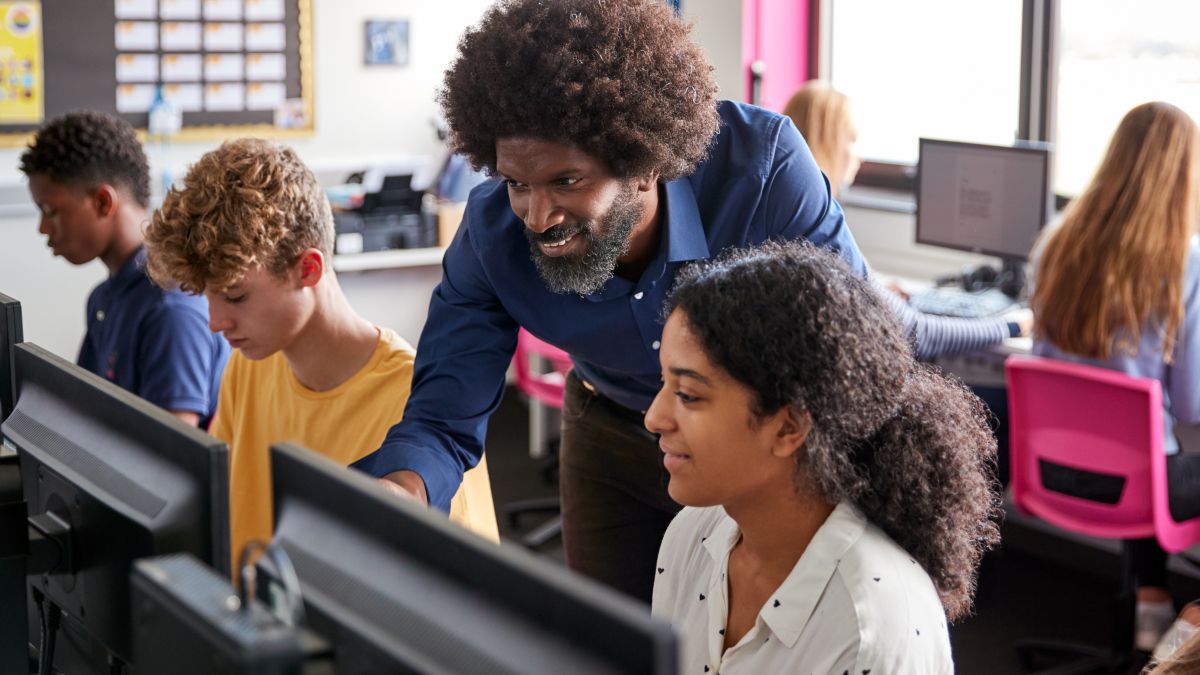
825, 0, 1023, 166
1054, 0, 1200, 195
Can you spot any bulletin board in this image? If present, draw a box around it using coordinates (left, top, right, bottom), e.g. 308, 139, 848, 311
0, 0, 313, 147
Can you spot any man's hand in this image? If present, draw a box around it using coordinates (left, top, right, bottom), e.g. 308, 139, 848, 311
377, 470, 429, 506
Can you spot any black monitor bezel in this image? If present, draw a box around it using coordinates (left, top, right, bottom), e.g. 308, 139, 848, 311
0, 292, 22, 423
268, 442, 678, 675
915, 137, 1052, 261
2, 342, 230, 664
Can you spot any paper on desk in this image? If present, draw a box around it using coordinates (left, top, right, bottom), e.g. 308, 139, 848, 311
116, 54, 157, 82
116, 84, 156, 113
163, 83, 203, 112
244, 0, 284, 21
203, 22, 242, 51
245, 82, 284, 110
244, 22, 285, 51
245, 52, 285, 80
115, 22, 157, 51
204, 82, 244, 111
204, 53, 243, 81
160, 0, 201, 20
161, 22, 202, 50
115, 0, 156, 20
161, 53, 202, 81
203, 0, 242, 21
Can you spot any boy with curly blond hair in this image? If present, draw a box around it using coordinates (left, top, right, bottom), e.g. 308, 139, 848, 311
145, 138, 497, 565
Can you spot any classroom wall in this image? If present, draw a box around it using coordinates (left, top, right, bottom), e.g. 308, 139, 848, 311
0, 0, 985, 362
0, 0, 491, 360
681, 0, 744, 100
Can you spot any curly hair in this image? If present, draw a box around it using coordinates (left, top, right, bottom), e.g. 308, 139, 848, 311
439, 0, 720, 181
19, 110, 151, 207
144, 138, 333, 294
666, 241, 1002, 621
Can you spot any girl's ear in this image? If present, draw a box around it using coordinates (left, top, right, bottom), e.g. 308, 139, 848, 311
772, 406, 812, 459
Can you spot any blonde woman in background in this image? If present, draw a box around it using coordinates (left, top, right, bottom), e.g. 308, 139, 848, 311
782, 82, 1029, 359
1031, 101, 1200, 655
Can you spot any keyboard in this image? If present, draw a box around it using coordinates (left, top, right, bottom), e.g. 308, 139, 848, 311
907, 287, 1016, 318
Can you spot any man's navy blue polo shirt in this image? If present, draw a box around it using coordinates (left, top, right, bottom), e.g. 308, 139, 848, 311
78, 246, 229, 428
354, 100, 867, 509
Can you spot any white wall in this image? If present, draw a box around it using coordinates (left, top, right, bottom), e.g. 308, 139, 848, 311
0, 1, 491, 360
681, 0, 745, 101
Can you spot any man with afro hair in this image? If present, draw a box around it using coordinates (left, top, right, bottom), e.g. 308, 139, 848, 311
19, 110, 228, 428
357, 0, 866, 603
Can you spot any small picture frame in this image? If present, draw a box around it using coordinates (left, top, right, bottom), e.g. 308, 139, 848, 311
364, 20, 409, 67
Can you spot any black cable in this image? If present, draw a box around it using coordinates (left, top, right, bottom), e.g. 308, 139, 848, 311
34, 589, 46, 675
238, 540, 306, 628
36, 597, 60, 675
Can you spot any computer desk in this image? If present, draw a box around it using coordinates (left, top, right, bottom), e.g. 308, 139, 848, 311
887, 272, 1032, 386
932, 336, 1030, 387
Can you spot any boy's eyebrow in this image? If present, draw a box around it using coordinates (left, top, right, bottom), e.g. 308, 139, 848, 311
668, 366, 712, 386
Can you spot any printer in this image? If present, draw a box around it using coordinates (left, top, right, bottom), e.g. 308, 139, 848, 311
332, 163, 438, 254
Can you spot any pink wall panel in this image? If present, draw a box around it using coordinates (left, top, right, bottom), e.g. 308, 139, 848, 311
742, 0, 809, 112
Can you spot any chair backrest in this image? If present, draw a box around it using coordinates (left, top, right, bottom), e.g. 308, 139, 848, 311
513, 329, 572, 409
1007, 355, 1200, 553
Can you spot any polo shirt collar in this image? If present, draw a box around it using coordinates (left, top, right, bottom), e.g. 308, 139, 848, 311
110, 245, 148, 287
704, 501, 866, 650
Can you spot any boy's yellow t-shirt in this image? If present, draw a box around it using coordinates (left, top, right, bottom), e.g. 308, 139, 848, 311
210, 327, 498, 565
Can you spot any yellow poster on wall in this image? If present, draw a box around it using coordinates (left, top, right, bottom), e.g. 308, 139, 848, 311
0, 2, 41, 124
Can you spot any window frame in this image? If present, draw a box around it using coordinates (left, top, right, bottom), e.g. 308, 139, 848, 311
812, 0, 1058, 198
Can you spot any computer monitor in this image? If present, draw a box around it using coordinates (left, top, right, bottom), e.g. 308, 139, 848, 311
916, 138, 1052, 261
0, 291, 22, 422
265, 442, 678, 674
1, 342, 230, 669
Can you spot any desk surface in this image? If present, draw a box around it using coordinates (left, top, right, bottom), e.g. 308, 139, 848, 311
332, 247, 445, 273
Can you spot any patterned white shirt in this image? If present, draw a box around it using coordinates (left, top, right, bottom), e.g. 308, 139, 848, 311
652, 502, 953, 674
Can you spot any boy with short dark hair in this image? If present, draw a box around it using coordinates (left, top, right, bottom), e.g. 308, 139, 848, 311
19, 110, 228, 427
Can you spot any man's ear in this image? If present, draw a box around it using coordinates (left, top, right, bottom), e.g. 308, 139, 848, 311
90, 184, 118, 218
772, 406, 813, 460
635, 170, 660, 193
295, 248, 326, 288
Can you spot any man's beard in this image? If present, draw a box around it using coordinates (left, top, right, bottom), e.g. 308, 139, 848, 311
525, 183, 644, 296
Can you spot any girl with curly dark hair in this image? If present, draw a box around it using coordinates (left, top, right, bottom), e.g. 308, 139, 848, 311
648, 241, 1001, 673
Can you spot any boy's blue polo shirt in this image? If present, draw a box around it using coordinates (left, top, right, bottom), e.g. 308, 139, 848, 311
77, 246, 229, 428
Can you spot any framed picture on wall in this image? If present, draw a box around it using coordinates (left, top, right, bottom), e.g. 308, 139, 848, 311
364, 20, 408, 67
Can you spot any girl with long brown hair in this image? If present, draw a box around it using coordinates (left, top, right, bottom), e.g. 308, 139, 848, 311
1032, 101, 1200, 652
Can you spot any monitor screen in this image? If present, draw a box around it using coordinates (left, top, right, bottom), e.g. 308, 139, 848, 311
0, 292, 22, 423
916, 138, 1051, 260
1, 343, 230, 669
267, 442, 678, 675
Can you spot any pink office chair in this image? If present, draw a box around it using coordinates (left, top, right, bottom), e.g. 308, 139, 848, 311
505, 329, 572, 550
1007, 355, 1200, 672
512, 329, 572, 410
